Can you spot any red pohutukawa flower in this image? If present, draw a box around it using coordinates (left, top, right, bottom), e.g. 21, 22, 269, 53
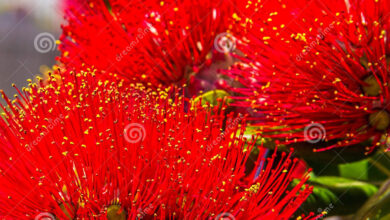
0, 69, 314, 219
229, 0, 390, 152
60, 0, 238, 88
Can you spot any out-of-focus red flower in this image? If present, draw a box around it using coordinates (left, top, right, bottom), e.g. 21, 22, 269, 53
0, 69, 314, 219
59, 0, 238, 88
229, 0, 390, 152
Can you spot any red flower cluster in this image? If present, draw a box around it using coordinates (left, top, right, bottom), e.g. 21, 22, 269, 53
60, 0, 238, 87
0, 70, 313, 219
229, 0, 390, 152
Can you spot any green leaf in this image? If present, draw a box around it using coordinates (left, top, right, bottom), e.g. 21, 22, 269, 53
338, 153, 390, 182
338, 159, 370, 181
292, 178, 338, 216
192, 89, 232, 107
309, 176, 378, 197
299, 176, 378, 216
305, 183, 338, 205
242, 126, 280, 150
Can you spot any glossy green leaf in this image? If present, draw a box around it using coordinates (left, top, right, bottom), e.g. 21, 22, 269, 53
309, 176, 378, 197
299, 176, 378, 216
338, 153, 390, 182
